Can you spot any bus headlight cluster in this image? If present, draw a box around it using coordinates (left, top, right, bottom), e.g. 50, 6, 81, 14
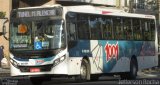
53, 55, 66, 67
10, 58, 19, 68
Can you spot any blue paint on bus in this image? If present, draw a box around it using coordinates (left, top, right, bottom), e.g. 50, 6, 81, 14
69, 40, 155, 73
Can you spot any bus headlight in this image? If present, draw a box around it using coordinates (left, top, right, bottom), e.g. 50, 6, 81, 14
53, 55, 66, 67
10, 58, 18, 68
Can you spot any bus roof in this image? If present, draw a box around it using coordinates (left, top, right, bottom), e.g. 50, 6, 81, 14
16, 4, 155, 19
17, 4, 62, 10
65, 5, 155, 19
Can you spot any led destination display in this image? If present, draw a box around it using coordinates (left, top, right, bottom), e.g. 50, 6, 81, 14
17, 8, 62, 18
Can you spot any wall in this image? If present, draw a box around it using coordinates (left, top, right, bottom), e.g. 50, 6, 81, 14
0, 0, 12, 60
56, 0, 116, 6
18, 0, 56, 7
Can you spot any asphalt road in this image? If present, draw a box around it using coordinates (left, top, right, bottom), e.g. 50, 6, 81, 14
0, 71, 160, 85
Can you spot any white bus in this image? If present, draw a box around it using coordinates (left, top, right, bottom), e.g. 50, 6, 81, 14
8, 4, 158, 85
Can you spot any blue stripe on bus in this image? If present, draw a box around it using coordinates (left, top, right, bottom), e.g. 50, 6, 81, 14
69, 40, 155, 73
69, 40, 92, 57
100, 40, 155, 73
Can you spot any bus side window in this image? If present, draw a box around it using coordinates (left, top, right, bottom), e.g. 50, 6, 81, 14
142, 19, 153, 41
124, 18, 132, 40
66, 12, 77, 41
77, 14, 90, 40
113, 17, 124, 40
68, 22, 76, 41
90, 16, 102, 40
133, 19, 142, 40
103, 17, 113, 40
150, 20, 155, 41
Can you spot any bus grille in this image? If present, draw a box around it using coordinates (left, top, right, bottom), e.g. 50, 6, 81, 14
19, 64, 53, 72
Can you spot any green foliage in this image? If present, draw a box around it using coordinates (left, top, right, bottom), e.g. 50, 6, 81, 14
0, 12, 6, 18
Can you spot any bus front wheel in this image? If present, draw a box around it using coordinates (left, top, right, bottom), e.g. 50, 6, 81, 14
75, 59, 90, 82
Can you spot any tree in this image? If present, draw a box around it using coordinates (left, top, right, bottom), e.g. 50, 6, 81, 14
0, 12, 6, 18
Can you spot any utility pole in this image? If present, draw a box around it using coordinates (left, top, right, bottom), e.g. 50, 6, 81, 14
158, 0, 160, 26
158, 0, 160, 48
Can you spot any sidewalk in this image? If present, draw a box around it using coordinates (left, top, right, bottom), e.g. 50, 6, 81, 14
0, 68, 10, 77
142, 67, 160, 74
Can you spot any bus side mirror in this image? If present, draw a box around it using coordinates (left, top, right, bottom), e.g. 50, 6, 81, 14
3, 25, 8, 40
1, 18, 8, 40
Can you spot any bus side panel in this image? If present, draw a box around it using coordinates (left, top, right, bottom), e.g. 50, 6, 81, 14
68, 40, 92, 75
98, 41, 155, 73
67, 40, 156, 75
137, 41, 158, 70
68, 57, 82, 75
98, 40, 132, 73
89, 40, 103, 74
137, 56, 158, 70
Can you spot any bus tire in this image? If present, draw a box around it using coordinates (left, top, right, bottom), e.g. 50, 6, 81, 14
120, 58, 138, 80
75, 59, 90, 82
128, 58, 138, 79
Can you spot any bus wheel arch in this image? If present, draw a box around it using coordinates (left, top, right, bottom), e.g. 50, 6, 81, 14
82, 56, 91, 80
120, 55, 138, 80
75, 56, 91, 81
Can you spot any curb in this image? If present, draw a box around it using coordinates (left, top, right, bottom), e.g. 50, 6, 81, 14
0, 73, 10, 77
0, 68, 10, 77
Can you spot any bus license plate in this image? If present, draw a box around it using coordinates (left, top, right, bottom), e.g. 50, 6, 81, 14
30, 68, 40, 72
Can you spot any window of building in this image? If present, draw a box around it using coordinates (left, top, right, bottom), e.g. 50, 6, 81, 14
137, 0, 145, 9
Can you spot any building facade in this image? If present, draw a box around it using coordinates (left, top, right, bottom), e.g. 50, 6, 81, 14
0, 0, 12, 61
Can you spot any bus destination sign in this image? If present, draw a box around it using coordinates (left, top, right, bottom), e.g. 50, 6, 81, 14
17, 8, 61, 18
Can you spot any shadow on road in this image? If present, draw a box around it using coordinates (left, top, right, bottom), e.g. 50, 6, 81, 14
0, 77, 120, 85
43, 77, 120, 85
0, 72, 160, 85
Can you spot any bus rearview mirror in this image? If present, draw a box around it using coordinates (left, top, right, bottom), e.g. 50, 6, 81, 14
1, 18, 9, 40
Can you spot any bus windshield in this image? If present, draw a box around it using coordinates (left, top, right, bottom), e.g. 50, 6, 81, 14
10, 18, 65, 51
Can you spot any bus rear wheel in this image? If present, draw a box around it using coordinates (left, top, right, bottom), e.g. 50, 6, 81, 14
75, 59, 90, 82
128, 58, 138, 79
120, 58, 138, 80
